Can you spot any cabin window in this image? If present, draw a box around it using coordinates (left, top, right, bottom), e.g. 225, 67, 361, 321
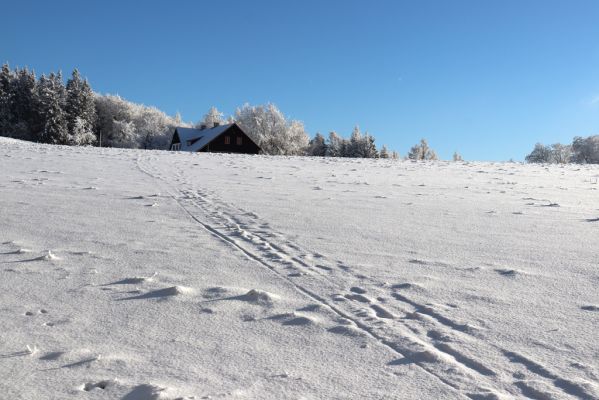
224, 136, 231, 145
236, 136, 243, 145
171, 143, 181, 151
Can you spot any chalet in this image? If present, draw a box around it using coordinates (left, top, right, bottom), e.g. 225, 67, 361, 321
169, 123, 261, 154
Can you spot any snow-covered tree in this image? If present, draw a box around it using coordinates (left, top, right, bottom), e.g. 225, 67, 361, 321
196, 106, 224, 129
379, 145, 389, 158
325, 131, 345, 157
137, 105, 176, 149
363, 133, 378, 158
234, 103, 309, 155
407, 139, 437, 160
111, 119, 137, 148
69, 117, 95, 146
94, 94, 181, 149
549, 143, 571, 164
344, 126, 378, 158
525, 142, 574, 164
349, 126, 363, 157
571, 136, 599, 164
65, 69, 97, 145
308, 132, 327, 156
453, 151, 463, 161
391, 150, 400, 160
8, 68, 36, 139
35, 72, 68, 144
0, 63, 14, 136
525, 143, 553, 163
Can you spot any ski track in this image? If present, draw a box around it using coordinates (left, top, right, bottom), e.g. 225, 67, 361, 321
136, 153, 599, 400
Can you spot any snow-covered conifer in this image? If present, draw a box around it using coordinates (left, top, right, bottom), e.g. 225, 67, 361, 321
379, 145, 389, 158
363, 133, 378, 158
35, 72, 68, 144
325, 131, 343, 157
66, 69, 97, 145
0, 63, 15, 136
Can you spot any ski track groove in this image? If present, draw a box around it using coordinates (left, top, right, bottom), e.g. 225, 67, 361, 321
135, 154, 597, 400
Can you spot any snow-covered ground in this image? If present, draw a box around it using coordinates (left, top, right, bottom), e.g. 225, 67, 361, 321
1, 137, 598, 400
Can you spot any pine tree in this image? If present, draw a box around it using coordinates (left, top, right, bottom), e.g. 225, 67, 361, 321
363, 133, 378, 158
0, 63, 15, 136
452, 151, 463, 161
10, 67, 37, 139
36, 72, 68, 144
349, 126, 362, 157
65, 69, 96, 145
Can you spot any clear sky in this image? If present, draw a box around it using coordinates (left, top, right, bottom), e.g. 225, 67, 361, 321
3, 0, 599, 160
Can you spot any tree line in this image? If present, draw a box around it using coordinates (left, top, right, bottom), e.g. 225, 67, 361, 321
1, 63, 451, 160
0, 64, 181, 149
525, 136, 599, 164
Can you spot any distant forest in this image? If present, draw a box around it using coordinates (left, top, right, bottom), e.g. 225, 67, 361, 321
525, 138, 599, 164
0, 63, 402, 158
1, 63, 450, 160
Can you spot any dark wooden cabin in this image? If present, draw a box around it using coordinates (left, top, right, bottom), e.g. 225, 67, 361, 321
169, 123, 261, 154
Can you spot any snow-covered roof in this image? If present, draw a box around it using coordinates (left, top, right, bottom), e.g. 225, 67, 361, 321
175, 124, 235, 152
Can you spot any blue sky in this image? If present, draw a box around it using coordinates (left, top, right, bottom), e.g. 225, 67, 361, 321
3, 0, 599, 160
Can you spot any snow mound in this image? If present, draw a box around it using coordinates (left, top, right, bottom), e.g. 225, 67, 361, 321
237, 289, 277, 305
108, 273, 157, 285
120, 286, 194, 301
269, 312, 316, 326
327, 324, 366, 338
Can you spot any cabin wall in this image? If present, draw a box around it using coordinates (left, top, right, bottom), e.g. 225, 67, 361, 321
199, 125, 260, 154
170, 131, 181, 150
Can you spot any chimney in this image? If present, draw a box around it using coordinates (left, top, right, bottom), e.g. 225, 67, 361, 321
200, 124, 207, 130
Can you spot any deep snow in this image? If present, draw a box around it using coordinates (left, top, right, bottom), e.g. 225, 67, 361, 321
1, 138, 598, 399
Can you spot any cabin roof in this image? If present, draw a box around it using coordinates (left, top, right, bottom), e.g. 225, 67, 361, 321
175, 123, 235, 152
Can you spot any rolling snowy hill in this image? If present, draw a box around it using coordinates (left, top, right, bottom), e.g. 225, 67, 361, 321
1, 137, 598, 399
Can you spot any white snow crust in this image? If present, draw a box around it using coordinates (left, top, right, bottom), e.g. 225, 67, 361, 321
1, 137, 598, 399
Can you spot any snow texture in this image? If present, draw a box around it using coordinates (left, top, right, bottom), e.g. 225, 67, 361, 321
1, 137, 598, 399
